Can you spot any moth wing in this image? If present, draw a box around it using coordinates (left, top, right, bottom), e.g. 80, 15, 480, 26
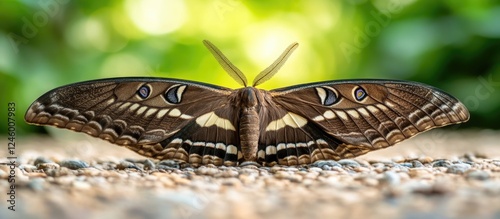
264, 80, 469, 161
25, 77, 241, 166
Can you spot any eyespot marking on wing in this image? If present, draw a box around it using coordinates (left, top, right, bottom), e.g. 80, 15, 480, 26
315, 86, 339, 106
354, 86, 367, 101
137, 84, 151, 99
165, 84, 187, 104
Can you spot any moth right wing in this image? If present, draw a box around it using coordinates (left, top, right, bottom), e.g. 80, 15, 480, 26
259, 80, 469, 165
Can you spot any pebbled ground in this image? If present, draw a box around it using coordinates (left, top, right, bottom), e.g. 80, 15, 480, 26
1, 130, 500, 219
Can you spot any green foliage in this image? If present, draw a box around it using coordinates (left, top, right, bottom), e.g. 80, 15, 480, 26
0, 0, 499, 134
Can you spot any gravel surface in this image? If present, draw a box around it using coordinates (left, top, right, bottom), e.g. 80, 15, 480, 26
1, 130, 500, 219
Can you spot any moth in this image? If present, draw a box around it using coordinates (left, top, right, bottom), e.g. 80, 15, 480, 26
25, 40, 470, 167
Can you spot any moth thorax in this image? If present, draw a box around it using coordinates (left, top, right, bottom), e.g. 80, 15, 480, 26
239, 107, 259, 162
240, 87, 258, 108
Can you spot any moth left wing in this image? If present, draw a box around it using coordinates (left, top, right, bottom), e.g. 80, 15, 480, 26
264, 80, 469, 164
25, 77, 241, 166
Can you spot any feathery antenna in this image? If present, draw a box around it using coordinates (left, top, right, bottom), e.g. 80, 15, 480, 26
252, 42, 299, 87
203, 40, 248, 87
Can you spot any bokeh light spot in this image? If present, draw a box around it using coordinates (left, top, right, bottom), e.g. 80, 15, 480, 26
126, 0, 187, 35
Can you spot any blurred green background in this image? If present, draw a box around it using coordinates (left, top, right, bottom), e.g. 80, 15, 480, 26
1, 0, 499, 135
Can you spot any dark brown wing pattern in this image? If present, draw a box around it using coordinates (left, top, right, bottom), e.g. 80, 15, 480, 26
262, 80, 469, 165
25, 77, 243, 166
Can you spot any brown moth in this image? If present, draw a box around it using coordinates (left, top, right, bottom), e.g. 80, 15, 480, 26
25, 40, 470, 167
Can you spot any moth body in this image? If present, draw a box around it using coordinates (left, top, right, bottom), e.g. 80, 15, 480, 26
236, 88, 258, 163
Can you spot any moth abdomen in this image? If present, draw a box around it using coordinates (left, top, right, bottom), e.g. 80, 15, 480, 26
239, 107, 260, 162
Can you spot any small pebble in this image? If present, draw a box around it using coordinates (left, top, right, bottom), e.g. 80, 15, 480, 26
354, 167, 370, 173
33, 157, 53, 166
124, 158, 139, 163
411, 160, 424, 168
72, 181, 91, 190
238, 168, 260, 175
371, 163, 386, 171
179, 163, 192, 169
466, 170, 490, 180
446, 163, 471, 174
87, 176, 107, 186
391, 156, 406, 163
260, 167, 271, 172
183, 167, 195, 172
221, 177, 242, 187
19, 164, 37, 172
270, 166, 283, 173
82, 168, 101, 176
143, 159, 155, 170
117, 160, 141, 170
171, 176, 191, 185
356, 159, 371, 167
59, 160, 89, 170
380, 171, 401, 186
105, 170, 127, 178
54, 175, 76, 185
409, 168, 434, 179
381, 162, 399, 168
240, 162, 261, 168
274, 171, 292, 179
128, 172, 142, 179
37, 162, 60, 170
288, 174, 303, 183
144, 175, 158, 181
219, 170, 239, 178
308, 167, 323, 172
310, 160, 342, 170
239, 173, 256, 184
400, 162, 413, 168
273, 170, 303, 182
432, 159, 452, 167
26, 172, 47, 178
282, 167, 299, 172
463, 153, 477, 162
195, 166, 219, 175
418, 156, 434, 164
338, 159, 360, 168
157, 165, 178, 171
361, 177, 379, 187
303, 172, 319, 179
411, 182, 451, 195
158, 160, 180, 169
45, 167, 72, 177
